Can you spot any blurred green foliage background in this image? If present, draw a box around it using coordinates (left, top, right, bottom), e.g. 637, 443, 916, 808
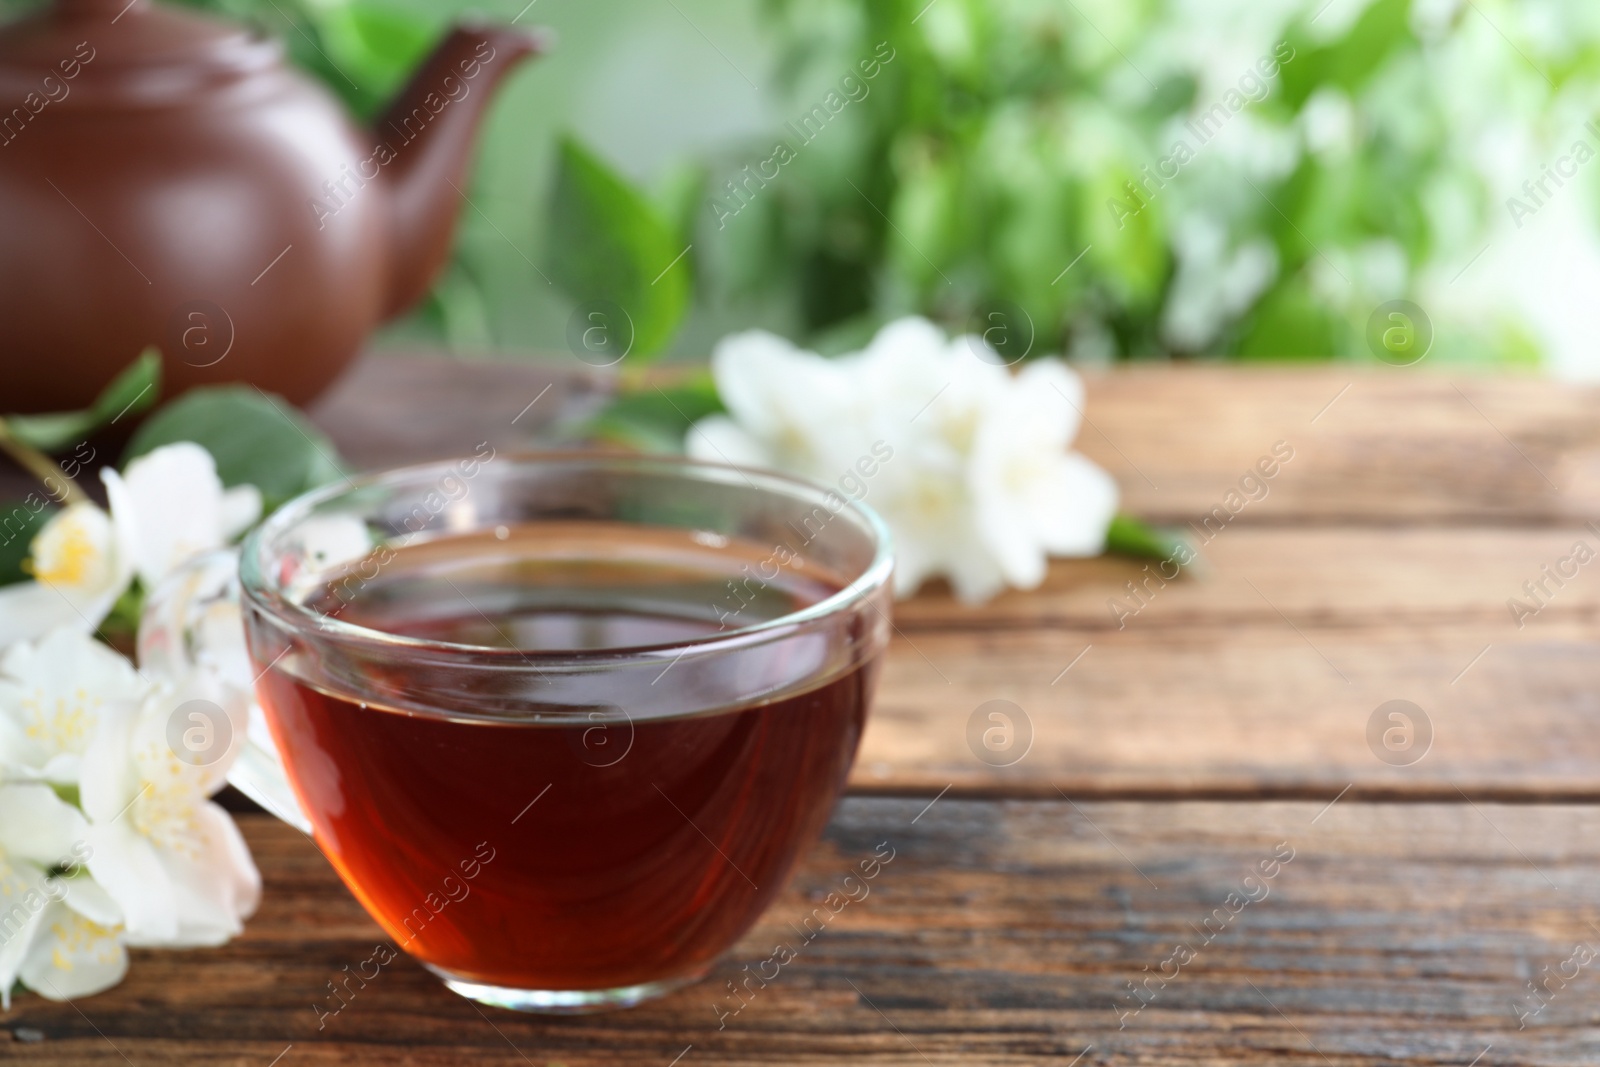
9, 0, 1599, 371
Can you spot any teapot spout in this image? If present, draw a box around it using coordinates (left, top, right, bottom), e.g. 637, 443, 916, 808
373, 23, 543, 319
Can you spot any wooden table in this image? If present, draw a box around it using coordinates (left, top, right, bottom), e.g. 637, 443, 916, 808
8, 356, 1600, 1065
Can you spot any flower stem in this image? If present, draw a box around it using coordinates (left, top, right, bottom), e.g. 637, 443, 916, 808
0, 420, 89, 507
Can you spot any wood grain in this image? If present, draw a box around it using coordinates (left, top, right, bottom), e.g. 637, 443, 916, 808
856, 617, 1600, 800
894, 525, 1600, 630
5, 803, 1598, 1065
865, 526, 1600, 800
308, 352, 613, 469
1074, 367, 1600, 524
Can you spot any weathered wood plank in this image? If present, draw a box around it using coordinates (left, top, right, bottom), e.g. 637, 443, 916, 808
308, 352, 612, 470
857, 523, 1600, 799
855, 616, 1600, 799
1075, 367, 1600, 524
5, 803, 1598, 1064
894, 526, 1600, 630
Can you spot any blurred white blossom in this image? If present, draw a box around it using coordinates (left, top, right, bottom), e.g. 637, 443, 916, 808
1163, 216, 1279, 349
0, 440, 266, 1005
0, 625, 261, 1004
79, 667, 259, 948
0, 627, 145, 786
0, 782, 127, 1008
689, 317, 1119, 604
0, 443, 260, 648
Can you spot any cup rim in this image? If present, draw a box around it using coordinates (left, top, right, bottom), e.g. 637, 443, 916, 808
239, 451, 895, 664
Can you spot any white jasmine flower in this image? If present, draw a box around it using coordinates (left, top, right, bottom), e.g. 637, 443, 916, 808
289, 514, 376, 573
0, 623, 263, 1006
0, 627, 147, 785
0, 439, 270, 1004
0, 783, 126, 1008
969, 361, 1119, 589
0, 443, 262, 650
16, 883, 128, 1006
689, 317, 1119, 604
690, 330, 862, 474
79, 669, 260, 948
136, 551, 312, 833
110, 443, 262, 592
0, 501, 136, 649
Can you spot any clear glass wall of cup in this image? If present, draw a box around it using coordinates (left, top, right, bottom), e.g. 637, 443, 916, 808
237, 454, 893, 1012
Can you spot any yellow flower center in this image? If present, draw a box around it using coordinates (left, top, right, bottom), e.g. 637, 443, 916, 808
130, 743, 205, 859
773, 421, 814, 468
903, 474, 961, 521
25, 504, 115, 591
49, 912, 122, 971
939, 407, 981, 452
21, 687, 101, 754
30, 520, 97, 586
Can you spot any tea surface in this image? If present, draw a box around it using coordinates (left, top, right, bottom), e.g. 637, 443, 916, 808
311, 523, 845, 652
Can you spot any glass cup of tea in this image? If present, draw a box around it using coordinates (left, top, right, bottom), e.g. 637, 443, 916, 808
235, 453, 893, 1013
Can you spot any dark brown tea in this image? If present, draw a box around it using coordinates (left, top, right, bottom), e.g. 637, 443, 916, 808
253, 524, 877, 997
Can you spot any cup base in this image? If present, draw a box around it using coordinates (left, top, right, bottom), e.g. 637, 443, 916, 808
426, 965, 707, 1014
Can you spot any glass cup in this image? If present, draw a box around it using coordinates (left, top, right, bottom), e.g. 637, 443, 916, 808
236, 454, 893, 1012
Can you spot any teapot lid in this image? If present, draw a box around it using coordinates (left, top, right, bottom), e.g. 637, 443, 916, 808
0, 0, 281, 106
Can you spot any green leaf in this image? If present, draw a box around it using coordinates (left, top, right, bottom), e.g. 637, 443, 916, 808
1279, 0, 1413, 111
204, 0, 440, 119
48, 781, 80, 811
545, 136, 693, 361
810, 312, 892, 357
1104, 513, 1194, 568
0, 500, 54, 586
314, 1, 441, 116
1236, 280, 1346, 360
98, 580, 144, 648
124, 386, 347, 513
427, 262, 497, 349
583, 374, 725, 453
1082, 169, 1169, 309
652, 161, 708, 249
4, 349, 161, 453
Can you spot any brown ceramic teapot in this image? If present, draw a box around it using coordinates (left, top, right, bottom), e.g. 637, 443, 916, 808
0, 0, 541, 413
